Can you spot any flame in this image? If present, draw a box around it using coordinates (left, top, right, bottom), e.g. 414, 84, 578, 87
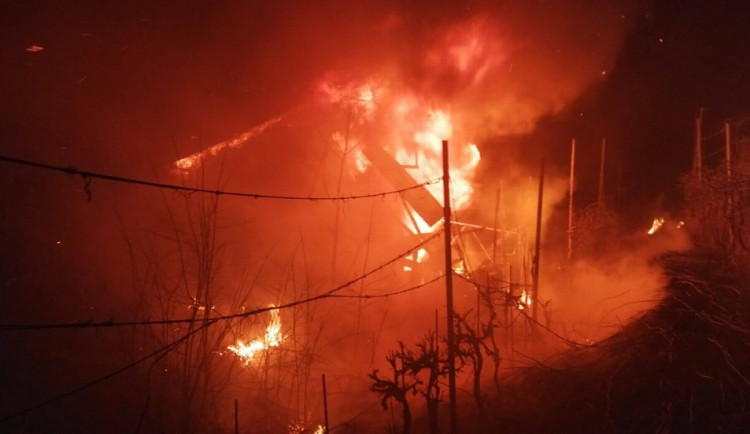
647, 217, 665, 235
174, 116, 282, 171
354, 150, 371, 172
403, 248, 430, 272
227, 307, 283, 365
322, 78, 481, 234
518, 290, 532, 310
401, 204, 437, 234
314, 426, 325, 434
396, 108, 480, 210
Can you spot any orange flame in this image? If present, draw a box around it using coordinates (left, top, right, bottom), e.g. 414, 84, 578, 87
518, 290, 532, 311
174, 116, 282, 171
322, 78, 481, 235
647, 217, 665, 235
227, 307, 283, 365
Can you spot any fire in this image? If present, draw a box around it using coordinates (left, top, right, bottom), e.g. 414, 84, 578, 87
174, 116, 282, 171
647, 217, 665, 235
403, 247, 430, 272
393, 108, 480, 210
321, 78, 481, 234
453, 260, 465, 275
518, 290, 532, 310
227, 307, 283, 365
288, 422, 324, 434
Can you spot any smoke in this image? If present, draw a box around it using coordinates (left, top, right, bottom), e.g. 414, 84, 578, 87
379, 1, 641, 136
545, 223, 692, 345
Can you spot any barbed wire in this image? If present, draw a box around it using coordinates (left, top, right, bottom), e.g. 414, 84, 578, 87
0, 154, 441, 201
0, 232, 444, 332
0, 235, 447, 423
328, 274, 443, 299
457, 272, 590, 348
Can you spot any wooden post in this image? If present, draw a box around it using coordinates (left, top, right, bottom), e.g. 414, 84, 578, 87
234, 399, 239, 434
695, 107, 704, 181
532, 160, 544, 322
442, 140, 457, 434
322, 374, 330, 433
492, 186, 501, 266
726, 121, 732, 179
726, 122, 734, 250
598, 138, 606, 207
568, 139, 576, 263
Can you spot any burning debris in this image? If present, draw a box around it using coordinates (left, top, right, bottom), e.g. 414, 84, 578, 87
647, 217, 665, 235
174, 116, 283, 171
227, 308, 283, 365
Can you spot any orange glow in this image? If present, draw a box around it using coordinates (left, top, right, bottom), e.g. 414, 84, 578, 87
397, 108, 480, 210
321, 76, 481, 208
403, 247, 430, 272
354, 149, 371, 173
647, 217, 665, 235
227, 307, 283, 365
518, 290, 532, 310
423, 15, 503, 89
174, 116, 282, 171
401, 203, 438, 234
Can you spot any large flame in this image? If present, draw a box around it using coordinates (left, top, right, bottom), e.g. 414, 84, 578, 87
227, 307, 283, 365
320, 79, 481, 233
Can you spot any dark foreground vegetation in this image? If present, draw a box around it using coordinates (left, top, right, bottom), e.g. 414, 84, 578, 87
474, 251, 750, 433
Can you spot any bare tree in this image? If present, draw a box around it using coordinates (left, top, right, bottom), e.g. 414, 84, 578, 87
369, 342, 420, 434
402, 330, 448, 434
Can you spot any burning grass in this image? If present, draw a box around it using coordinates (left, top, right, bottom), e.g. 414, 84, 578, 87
476, 251, 750, 433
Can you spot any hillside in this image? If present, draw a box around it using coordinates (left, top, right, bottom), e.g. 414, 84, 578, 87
476, 251, 750, 433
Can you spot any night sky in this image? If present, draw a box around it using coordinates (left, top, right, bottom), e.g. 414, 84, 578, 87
3, 1, 750, 205
3, 0, 750, 431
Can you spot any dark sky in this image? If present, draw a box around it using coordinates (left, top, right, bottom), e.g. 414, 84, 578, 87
2, 1, 749, 218
553, 0, 750, 217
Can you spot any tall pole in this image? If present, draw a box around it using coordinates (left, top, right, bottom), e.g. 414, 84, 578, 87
492, 186, 501, 266
322, 374, 330, 434
442, 140, 457, 434
598, 138, 606, 206
234, 399, 239, 434
695, 107, 704, 182
532, 160, 545, 322
726, 121, 734, 249
568, 139, 576, 263
725, 121, 732, 179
